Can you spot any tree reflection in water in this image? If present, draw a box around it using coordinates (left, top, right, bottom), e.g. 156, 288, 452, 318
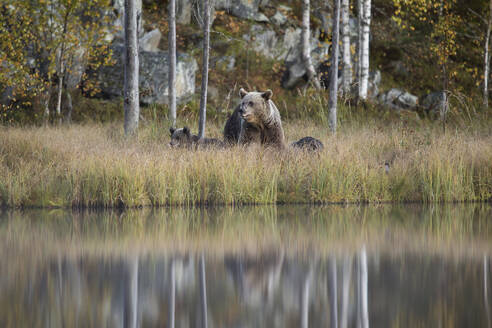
0, 204, 491, 327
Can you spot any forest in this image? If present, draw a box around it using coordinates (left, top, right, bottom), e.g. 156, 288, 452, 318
0, 0, 491, 207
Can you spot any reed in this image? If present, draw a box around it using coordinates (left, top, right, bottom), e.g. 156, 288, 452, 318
0, 120, 491, 208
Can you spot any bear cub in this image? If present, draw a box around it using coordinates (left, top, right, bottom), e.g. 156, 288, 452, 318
169, 127, 224, 149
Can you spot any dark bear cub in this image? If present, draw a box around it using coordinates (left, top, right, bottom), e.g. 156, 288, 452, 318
291, 136, 324, 152
169, 127, 224, 149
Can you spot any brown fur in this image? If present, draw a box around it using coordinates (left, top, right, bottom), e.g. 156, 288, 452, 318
169, 127, 224, 149
237, 88, 286, 149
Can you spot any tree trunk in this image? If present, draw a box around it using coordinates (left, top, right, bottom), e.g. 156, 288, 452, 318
356, 0, 363, 92
358, 247, 369, 328
485, 255, 491, 328
301, 269, 312, 328
168, 0, 177, 127
124, 0, 140, 136
169, 259, 176, 328
199, 253, 208, 328
43, 88, 51, 124
198, 0, 210, 139
484, 0, 492, 108
358, 0, 371, 100
65, 89, 73, 124
301, 0, 321, 89
341, 0, 352, 95
328, 0, 341, 133
56, 61, 64, 125
329, 257, 338, 328
124, 256, 139, 328
340, 256, 352, 328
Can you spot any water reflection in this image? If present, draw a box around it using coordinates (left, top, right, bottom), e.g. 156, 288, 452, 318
0, 204, 491, 327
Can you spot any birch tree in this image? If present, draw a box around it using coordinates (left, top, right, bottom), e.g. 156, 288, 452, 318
124, 0, 140, 135
124, 256, 139, 328
356, 0, 363, 91
168, 0, 177, 127
358, 0, 371, 100
357, 247, 369, 328
0, 0, 113, 122
341, 0, 353, 95
484, 0, 492, 108
340, 256, 352, 328
301, 0, 321, 89
329, 0, 341, 133
329, 258, 338, 328
168, 259, 176, 328
301, 269, 312, 328
199, 253, 208, 328
198, 0, 211, 139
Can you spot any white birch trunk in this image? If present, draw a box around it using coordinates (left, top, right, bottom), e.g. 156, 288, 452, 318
341, 0, 352, 94
124, 0, 140, 136
124, 256, 139, 328
198, 0, 210, 139
485, 255, 491, 328
199, 253, 208, 328
301, 269, 312, 328
340, 256, 352, 328
329, 257, 338, 328
168, 0, 177, 127
359, 247, 369, 328
484, 0, 492, 108
329, 0, 341, 133
56, 61, 64, 124
301, 0, 321, 89
359, 0, 371, 100
169, 259, 175, 328
356, 0, 363, 89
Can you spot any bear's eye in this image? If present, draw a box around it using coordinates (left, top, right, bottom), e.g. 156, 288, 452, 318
248, 101, 253, 106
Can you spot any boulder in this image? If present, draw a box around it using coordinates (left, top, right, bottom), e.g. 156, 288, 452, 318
139, 29, 162, 52
421, 91, 446, 112
97, 45, 198, 105
378, 88, 418, 111
271, 11, 287, 26
177, 0, 192, 24
281, 29, 331, 89
216, 56, 236, 71
215, 0, 269, 22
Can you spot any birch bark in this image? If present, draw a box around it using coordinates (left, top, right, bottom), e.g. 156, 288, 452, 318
124, 0, 140, 136
329, 0, 341, 133
168, 0, 177, 127
301, 0, 321, 89
198, 0, 210, 139
484, 0, 492, 108
359, 0, 371, 100
341, 0, 352, 94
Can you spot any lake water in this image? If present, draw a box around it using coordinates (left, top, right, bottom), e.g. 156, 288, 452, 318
1, 204, 491, 327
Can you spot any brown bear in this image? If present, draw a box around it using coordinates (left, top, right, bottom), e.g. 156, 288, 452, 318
223, 89, 324, 152
223, 104, 242, 145
169, 127, 224, 149
237, 88, 286, 149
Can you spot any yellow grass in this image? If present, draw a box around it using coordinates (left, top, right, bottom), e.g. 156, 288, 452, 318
0, 120, 491, 207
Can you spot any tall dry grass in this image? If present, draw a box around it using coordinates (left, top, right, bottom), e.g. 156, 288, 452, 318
0, 120, 491, 207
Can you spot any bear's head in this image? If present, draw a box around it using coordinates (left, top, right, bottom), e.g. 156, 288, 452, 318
238, 88, 273, 127
169, 126, 193, 147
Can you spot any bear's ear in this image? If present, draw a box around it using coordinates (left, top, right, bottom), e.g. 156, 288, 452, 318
261, 89, 273, 100
239, 88, 248, 98
183, 126, 190, 135
169, 127, 175, 135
